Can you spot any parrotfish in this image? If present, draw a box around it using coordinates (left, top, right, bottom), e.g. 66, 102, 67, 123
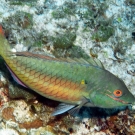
0, 25, 135, 116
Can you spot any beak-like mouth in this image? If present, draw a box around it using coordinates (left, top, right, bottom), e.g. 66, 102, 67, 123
105, 93, 129, 104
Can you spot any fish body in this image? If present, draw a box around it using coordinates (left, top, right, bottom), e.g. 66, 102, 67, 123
0, 26, 135, 115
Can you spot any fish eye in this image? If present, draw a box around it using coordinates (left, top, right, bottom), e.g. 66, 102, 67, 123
113, 89, 123, 97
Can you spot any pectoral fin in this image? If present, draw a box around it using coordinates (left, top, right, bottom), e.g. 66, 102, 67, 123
51, 103, 75, 116
52, 97, 94, 116
68, 97, 93, 115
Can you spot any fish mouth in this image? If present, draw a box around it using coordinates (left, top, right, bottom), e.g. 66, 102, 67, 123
105, 94, 129, 105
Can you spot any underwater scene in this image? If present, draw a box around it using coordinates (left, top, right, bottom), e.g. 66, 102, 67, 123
0, 0, 135, 134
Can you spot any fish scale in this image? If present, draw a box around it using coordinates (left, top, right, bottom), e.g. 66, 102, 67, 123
5, 55, 86, 104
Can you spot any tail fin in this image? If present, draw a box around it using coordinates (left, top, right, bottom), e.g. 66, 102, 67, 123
0, 25, 10, 57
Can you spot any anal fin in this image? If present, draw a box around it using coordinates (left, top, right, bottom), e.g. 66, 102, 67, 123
5, 64, 28, 88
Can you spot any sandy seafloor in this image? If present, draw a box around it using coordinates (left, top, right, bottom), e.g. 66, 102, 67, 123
0, 0, 135, 134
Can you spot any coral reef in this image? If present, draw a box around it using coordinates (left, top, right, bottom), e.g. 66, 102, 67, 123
2, 107, 15, 121
0, 72, 9, 108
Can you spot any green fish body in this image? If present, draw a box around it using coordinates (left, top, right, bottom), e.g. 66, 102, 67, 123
0, 26, 135, 116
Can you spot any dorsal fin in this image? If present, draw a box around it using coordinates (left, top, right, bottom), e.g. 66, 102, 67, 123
13, 51, 104, 69
14, 51, 59, 61
85, 58, 104, 69
71, 57, 104, 69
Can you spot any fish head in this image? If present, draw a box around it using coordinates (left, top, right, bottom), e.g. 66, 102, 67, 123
89, 73, 135, 108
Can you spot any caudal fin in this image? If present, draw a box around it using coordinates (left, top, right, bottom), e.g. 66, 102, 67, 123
0, 25, 10, 57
